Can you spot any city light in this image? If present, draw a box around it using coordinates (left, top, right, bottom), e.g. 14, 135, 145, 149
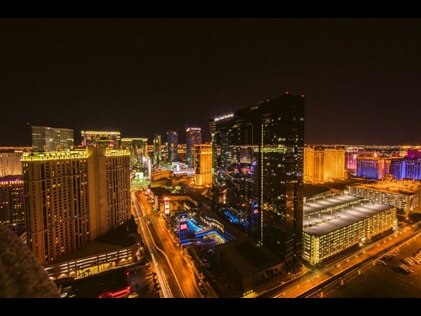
214, 113, 234, 122
2, 19, 421, 299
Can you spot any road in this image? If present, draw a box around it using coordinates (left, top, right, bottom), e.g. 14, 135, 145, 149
324, 232, 421, 298
245, 222, 421, 298
131, 191, 177, 298
132, 191, 202, 298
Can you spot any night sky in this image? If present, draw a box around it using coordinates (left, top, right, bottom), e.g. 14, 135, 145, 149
1, 18, 421, 146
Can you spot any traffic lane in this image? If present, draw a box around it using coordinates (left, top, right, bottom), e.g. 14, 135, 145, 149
147, 214, 201, 298
270, 227, 420, 297
138, 191, 201, 297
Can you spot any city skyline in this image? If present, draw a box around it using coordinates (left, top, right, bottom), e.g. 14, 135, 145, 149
2, 19, 421, 146
2, 19, 421, 299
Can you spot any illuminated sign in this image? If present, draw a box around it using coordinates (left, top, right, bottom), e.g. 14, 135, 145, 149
98, 286, 131, 298
180, 224, 187, 230
214, 113, 234, 122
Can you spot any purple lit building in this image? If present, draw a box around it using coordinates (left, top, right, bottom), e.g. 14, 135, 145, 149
356, 156, 393, 180
407, 149, 421, 160
356, 157, 381, 179
390, 158, 421, 180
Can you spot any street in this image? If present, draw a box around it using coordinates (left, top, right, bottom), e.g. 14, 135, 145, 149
244, 222, 421, 298
131, 191, 202, 298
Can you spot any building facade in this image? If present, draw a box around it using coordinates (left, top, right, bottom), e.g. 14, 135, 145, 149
22, 147, 130, 265
121, 137, 149, 171
0, 147, 31, 176
356, 156, 394, 180
177, 144, 187, 163
32, 126, 74, 152
87, 147, 131, 239
212, 93, 304, 273
348, 180, 421, 216
0, 176, 24, 225
167, 130, 179, 163
22, 151, 90, 265
153, 134, 162, 166
81, 130, 121, 149
304, 147, 346, 183
390, 158, 421, 181
303, 194, 397, 266
186, 127, 202, 168
194, 144, 212, 187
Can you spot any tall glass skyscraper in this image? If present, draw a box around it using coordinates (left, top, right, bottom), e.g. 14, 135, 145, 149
186, 127, 202, 167
167, 130, 179, 162
211, 93, 304, 273
32, 126, 74, 152
153, 134, 162, 166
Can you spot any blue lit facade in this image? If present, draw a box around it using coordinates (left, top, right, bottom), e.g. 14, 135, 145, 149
391, 158, 421, 180
178, 213, 188, 241
356, 158, 379, 179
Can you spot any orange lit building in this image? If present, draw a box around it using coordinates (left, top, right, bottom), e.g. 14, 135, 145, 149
194, 144, 212, 187
304, 147, 346, 183
0, 147, 31, 176
22, 147, 130, 265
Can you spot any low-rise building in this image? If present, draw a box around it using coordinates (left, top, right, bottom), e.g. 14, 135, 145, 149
348, 179, 421, 216
303, 194, 397, 266
215, 239, 283, 295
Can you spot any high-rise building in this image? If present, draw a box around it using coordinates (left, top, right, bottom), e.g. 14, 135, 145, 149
32, 126, 74, 152
399, 146, 421, 158
81, 130, 121, 149
209, 119, 217, 180
186, 127, 202, 168
22, 150, 90, 265
345, 148, 373, 175
167, 130, 179, 163
212, 93, 304, 273
121, 137, 149, 171
194, 144, 212, 187
22, 147, 130, 265
153, 134, 162, 166
177, 144, 187, 162
0, 147, 31, 176
348, 179, 421, 217
356, 156, 392, 180
0, 176, 24, 225
304, 147, 346, 183
87, 147, 131, 239
390, 154, 421, 181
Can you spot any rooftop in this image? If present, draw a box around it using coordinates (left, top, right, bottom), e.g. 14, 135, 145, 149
50, 222, 139, 264
216, 239, 281, 277
150, 187, 171, 196
21, 150, 88, 161
350, 180, 421, 195
105, 149, 130, 157
304, 194, 362, 216
0, 147, 31, 153
304, 201, 395, 236
121, 137, 148, 142
81, 130, 121, 135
